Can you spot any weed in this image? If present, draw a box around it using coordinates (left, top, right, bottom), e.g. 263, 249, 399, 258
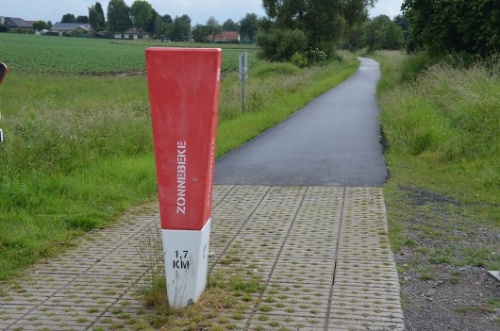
455, 305, 495, 315
269, 320, 280, 327
136, 223, 163, 293
448, 273, 460, 285
416, 268, 434, 281
462, 248, 493, 268
259, 305, 273, 312
231, 312, 245, 320
404, 238, 417, 247
485, 298, 500, 308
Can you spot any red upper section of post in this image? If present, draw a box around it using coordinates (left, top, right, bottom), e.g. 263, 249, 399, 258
146, 48, 222, 230
0, 63, 8, 87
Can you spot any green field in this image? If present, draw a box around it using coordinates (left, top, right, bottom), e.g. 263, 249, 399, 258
0, 33, 358, 281
0, 33, 258, 74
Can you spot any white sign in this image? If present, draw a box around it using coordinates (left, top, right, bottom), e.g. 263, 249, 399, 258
239, 52, 248, 82
163, 220, 211, 308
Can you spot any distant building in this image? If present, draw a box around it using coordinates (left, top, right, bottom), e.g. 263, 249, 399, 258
207, 31, 240, 43
51, 22, 92, 36
25, 21, 38, 27
114, 28, 149, 40
0, 16, 32, 29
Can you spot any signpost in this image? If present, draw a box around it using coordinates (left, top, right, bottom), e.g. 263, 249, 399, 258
0, 62, 8, 142
145, 48, 222, 308
239, 52, 247, 113
0, 63, 7, 86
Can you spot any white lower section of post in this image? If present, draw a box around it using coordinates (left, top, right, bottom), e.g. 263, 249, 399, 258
162, 219, 211, 308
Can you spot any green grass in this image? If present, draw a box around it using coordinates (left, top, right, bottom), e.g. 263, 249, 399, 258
139, 270, 260, 330
374, 50, 500, 270
0, 34, 358, 281
375, 51, 500, 205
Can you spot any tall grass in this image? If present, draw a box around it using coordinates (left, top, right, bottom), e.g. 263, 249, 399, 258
0, 54, 358, 281
376, 51, 500, 204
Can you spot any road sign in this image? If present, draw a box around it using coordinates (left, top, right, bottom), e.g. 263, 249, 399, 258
239, 52, 248, 82
145, 48, 222, 308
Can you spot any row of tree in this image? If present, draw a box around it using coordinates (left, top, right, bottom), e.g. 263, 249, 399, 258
402, 0, 499, 57
192, 14, 259, 43
256, 0, 405, 63
31, 0, 497, 64
255, 0, 497, 63
52, 0, 259, 42
29, 0, 405, 60
344, 14, 407, 52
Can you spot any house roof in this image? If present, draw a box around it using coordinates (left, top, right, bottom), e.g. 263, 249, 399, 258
1, 17, 32, 28
52, 23, 91, 31
123, 28, 148, 35
209, 31, 240, 42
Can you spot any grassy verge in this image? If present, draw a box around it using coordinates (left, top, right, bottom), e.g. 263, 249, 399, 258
374, 50, 499, 265
373, 50, 500, 327
0, 54, 358, 282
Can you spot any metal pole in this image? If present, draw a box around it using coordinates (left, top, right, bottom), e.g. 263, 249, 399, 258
242, 80, 245, 113
239, 52, 247, 114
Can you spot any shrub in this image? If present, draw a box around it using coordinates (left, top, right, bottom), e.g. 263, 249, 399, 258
257, 28, 307, 62
291, 52, 308, 68
400, 52, 437, 82
306, 48, 328, 64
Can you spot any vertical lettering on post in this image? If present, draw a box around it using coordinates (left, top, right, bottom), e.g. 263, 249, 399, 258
176, 141, 187, 214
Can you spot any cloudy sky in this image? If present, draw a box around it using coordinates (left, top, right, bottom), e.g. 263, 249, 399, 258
1, 0, 403, 25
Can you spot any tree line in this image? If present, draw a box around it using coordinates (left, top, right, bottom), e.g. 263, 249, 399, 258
28, 0, 497, 64
30, 0, 259, 42
402, 0, 499, 57
256, 0, 498, 65
256, 0, 406, 65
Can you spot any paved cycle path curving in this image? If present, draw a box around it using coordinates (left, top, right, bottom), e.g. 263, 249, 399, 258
215, 57, 387, 187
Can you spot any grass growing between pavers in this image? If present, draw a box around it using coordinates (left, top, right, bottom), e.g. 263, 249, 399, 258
137, 270, 262, 331
0, 33, 359, 283
373, 50, 500, 329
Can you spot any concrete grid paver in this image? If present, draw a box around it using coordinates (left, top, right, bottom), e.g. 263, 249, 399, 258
0, 185, 403, 330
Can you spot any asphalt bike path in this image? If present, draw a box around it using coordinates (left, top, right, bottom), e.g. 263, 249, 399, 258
0, 58, 404, 331
215, 57, 387, 187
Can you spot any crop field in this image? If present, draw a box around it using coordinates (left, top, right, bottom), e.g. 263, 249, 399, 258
0, 33, 258, 74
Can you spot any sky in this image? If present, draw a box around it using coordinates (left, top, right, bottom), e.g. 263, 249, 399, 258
0, 0, 403, 26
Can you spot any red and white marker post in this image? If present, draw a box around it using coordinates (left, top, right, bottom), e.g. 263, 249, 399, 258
145, 48, 222, 308
0, 63, 8, 142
